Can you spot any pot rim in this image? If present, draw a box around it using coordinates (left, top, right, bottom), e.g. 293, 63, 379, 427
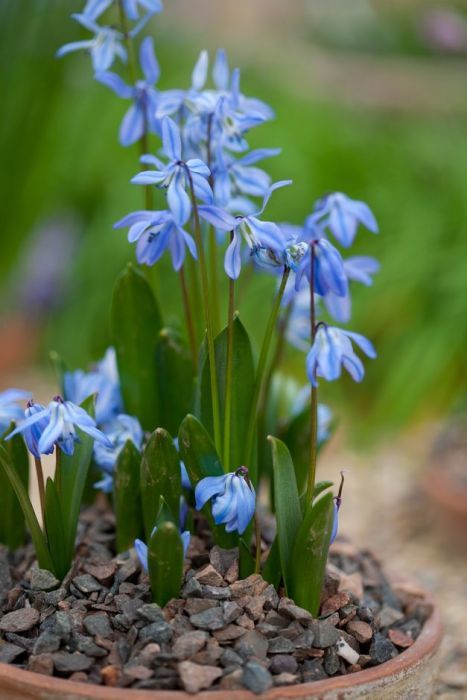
0, 575, 443, 700
423, 465, 467, 517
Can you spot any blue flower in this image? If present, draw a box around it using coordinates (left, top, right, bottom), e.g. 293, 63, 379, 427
7, 397, 112, 457
0, 389, 31, 435
135, 527, 191, 572
213, 147, 280, 206
195, 467, 256, 535
20, 401, 54, 459
323, 256, 380, 323
198, 180, 291, 279
131, 116, 212, 225
114, 209, 197, 271
295, 239, 348, 297
57, 14, 127, 72
307, 193, 378, 248
306, 325, 376, 387
96, 37, 160, 146
64, 347, 123, 425
93, 414, 143, 478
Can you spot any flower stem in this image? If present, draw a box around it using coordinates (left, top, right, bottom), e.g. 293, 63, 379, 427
186, 172, 222, 456
54, 446, 62, 495
34, 457, 45, 523
245, 268, 290, 477
206, 115, 220, 334
254, 512, 262, 574
179, 267, 198, 368
223, 247, 235, 471
306, 244, 318, 503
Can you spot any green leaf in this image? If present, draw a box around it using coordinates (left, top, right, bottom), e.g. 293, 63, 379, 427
44, 478, 69, 580
0, 429, 28, 549
140, 428, 181, 539
110, 263, 162, 430
49, 350, 69, 395
114, 440, 144, 552
268, 436, 302, 595
239, 538, 255, 579
59, 396, 95, 564
155, 328, 194, 435
314, 480, 334, 500
0, 445, 53, 572
200, 317, 255, 469
147, 521, 184, 607
178, 415, 237, 549
262, 536, 281, 588
290, 492, 335, 615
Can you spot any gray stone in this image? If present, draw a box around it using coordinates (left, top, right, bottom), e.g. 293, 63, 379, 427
293, 629, 315, 649
0, 642, 25, 663
182, 577, 203, 599
309, 621, 340, 648
30, 568, 60, 592
242, 660, 273, 694
172, 631, 208, 660
201, 585, 231, 600
220, 647, 244, 668
75, 634, 108, 658
370, 634, 398, 664
54, 611, 72, 641
0, 607, 40, 633
209, 546, 238, 576
0, 557, 12, 604
195, 564, 224, 587
136, 603, 163, 623
213, 624, 247, 642
268, 636, 295, 654
324, 646, 340, 675
230, 575, 269, 599
219, 668, 243, 690
190, 606, 226, 631
53, 651, 94, 674
269, 654, 298, 675
278, 597, 313, 624
302, 658, 327, 681
29, 653, 54, 676
222, 600, 242, 624
139, 619, 173, 644
378, 605, 404, 628
234, 630, 268, 660
33, 631, 60, 655
83, 613, 112, 638
72, 574, 102, 594
178, 660, 222, 693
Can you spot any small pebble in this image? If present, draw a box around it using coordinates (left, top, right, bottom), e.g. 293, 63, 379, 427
242, 660, 273, 694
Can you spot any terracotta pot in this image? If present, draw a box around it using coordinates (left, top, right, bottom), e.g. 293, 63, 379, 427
0, 574, 442, 700
423, 465, 467, 550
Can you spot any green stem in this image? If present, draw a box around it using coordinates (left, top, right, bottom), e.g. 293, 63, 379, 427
245, 268, 290, 475
254, 512, 262, 574
306, 244, 318, 503
179, 267, 198, 368
223, 251, 235, 471
187, 253, 203, 342
54, 446, 62, 495
186, 171, 222, 456
209, 226, 221, 334
34, 457, 45, 524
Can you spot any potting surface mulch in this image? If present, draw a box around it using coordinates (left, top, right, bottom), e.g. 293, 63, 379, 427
0, 503, 432, 695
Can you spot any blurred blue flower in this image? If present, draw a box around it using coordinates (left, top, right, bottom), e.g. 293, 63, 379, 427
131, 116, 212, 225
307, 192, 378, 248
0, 389, 31, 435
114, 209, 197, 270
7, 397, 112, 457
195, 467, 256, 535
20, 401, 54, 459
57, 14, 127, 72
306, 325, 376, 387
64, 348, 123, 425
199, 180, 291, 279
135, 527, 190, 572
324, 256, 380, 323
213, 147, 280, 206
295, 239, 348, 297
93, 414, 143, 481
96, 37, 160, 146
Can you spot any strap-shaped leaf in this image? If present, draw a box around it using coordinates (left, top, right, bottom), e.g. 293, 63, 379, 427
59, 395, 95, 563
290, 492, 334, 615
0, 429, 28, 549
140, 428, 180, 539
110, 263, 162, 431
269, 436, 302, 595
0, 445, 53, 572
148, 521, 184, 607
262, 536, 281, 588
200, 317, 255, 469
115, 440, 144, 552
44, 478, 69, 580
178, 415, 237, 549
155, 328, 194, 436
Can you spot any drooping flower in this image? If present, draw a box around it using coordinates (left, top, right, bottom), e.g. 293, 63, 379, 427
114, 209, 197, 270
295, 238, 348, 297
195, 467, 256, 535
93, 414, 144, 483
7, 397, 112, 457
135, 527, 191, 572
306, 325, 376, 387
64, 348, 123, 425
0, 389, 31, 435
131, 116, 212, 225
198, 180, 292, 279
306, 192, 378, 248
323, 256, 380, 323
20, 400, 54, 459
96, 37, 161, 146
213, 147, 280, 206
57, 14, 127, 72
330, 471, 346, 545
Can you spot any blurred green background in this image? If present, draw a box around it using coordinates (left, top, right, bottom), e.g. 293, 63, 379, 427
1, 0, 466, 439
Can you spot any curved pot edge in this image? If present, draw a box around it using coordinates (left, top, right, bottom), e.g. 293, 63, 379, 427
423, 465, 467, 517
0, 591, 443, 700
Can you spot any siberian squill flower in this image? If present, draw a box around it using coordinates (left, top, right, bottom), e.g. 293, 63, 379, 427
213, 147, 280, 206
0, 389, 31, 435
324, 255, 380, 323
306, 325, 376, 387
96, 37, 160, 146
195, 467, 256, 535
84, 0, 163, 22
134, 527, 191, 572
198, 180, 291, 279
307, 192, 378, 248
57, 14, 127, 72
93, 414, 144, 492
20, 401, 54, 459
295, 238, 348, 297
7, 397, 112, 457
64, 348, 123, 425
114, 209, 197, 270
131, 116, 212, 225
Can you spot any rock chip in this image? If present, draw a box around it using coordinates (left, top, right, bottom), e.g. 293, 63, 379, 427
321, 591, 351, 615
84, 562, 116, 586
0, 607, 39, 633
53, 651, 94, 674
30, 568, 60, 592
33, 631, 60, 655
230, 575, 269, 599
139, 619, 173, 644
388, 628, 414, 648
219, 668, 243, 690
209, 546, 238, 576
269, 654, 298, 675
136, 603, 163, 623
173, 631, 208, 660
190, 606, 226, 631
72, 575, 102, 594
370, 633, 398, 663
0, 642, 25, 663
195, 564, 224, 587
302, 658, 328, 681
29, 653, 54, 675
324, 646, 340, 675
178, 660, 222, 693
235, 630, 268, 660
213, 624, 247, 642
182, 577, 203, 599
268, 636, 295, 654
278, 598, 313, 624
309, 621, 340, 648
347, 620, 373, 644
242, 660, 273, 694
84, 613, 112, 638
